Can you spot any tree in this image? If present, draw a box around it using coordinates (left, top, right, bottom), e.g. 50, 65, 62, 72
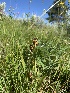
46, 0, 68, 23
0, 2, 6, 20
30, 14, 44, 26
65, 1, 70, 34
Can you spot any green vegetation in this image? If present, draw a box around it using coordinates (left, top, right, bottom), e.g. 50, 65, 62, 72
0, 16, 70, 93
47, 0, 67, 22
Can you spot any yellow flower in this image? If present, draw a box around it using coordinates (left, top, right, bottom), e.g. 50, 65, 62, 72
60, 2, 64, 5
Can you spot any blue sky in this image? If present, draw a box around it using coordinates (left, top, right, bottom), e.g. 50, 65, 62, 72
0, 0, 56, 18
0, 0, 68, 20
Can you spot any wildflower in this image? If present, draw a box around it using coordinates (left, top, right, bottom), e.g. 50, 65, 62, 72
30, 44, 34, 52
33, 38, 38, 47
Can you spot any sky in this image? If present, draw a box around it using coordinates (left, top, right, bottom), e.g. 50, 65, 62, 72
0, 0, 69, 21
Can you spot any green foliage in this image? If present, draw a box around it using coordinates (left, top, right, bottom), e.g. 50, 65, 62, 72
0, 16, 70, 93
0, 2, 6, 20
46, 0, 68, 23
0, 2, 6, 12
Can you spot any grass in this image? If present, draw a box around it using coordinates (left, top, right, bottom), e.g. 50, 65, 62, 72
0, 16, 70, 93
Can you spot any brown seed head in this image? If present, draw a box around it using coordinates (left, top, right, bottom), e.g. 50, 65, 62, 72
33, 38, 38, 47
30, 44, 34, 51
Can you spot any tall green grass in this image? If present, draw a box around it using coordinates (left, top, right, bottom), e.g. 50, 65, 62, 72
0, 17, 70, 93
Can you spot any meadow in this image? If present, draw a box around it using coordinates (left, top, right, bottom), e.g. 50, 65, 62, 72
0, 16, 70, 93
